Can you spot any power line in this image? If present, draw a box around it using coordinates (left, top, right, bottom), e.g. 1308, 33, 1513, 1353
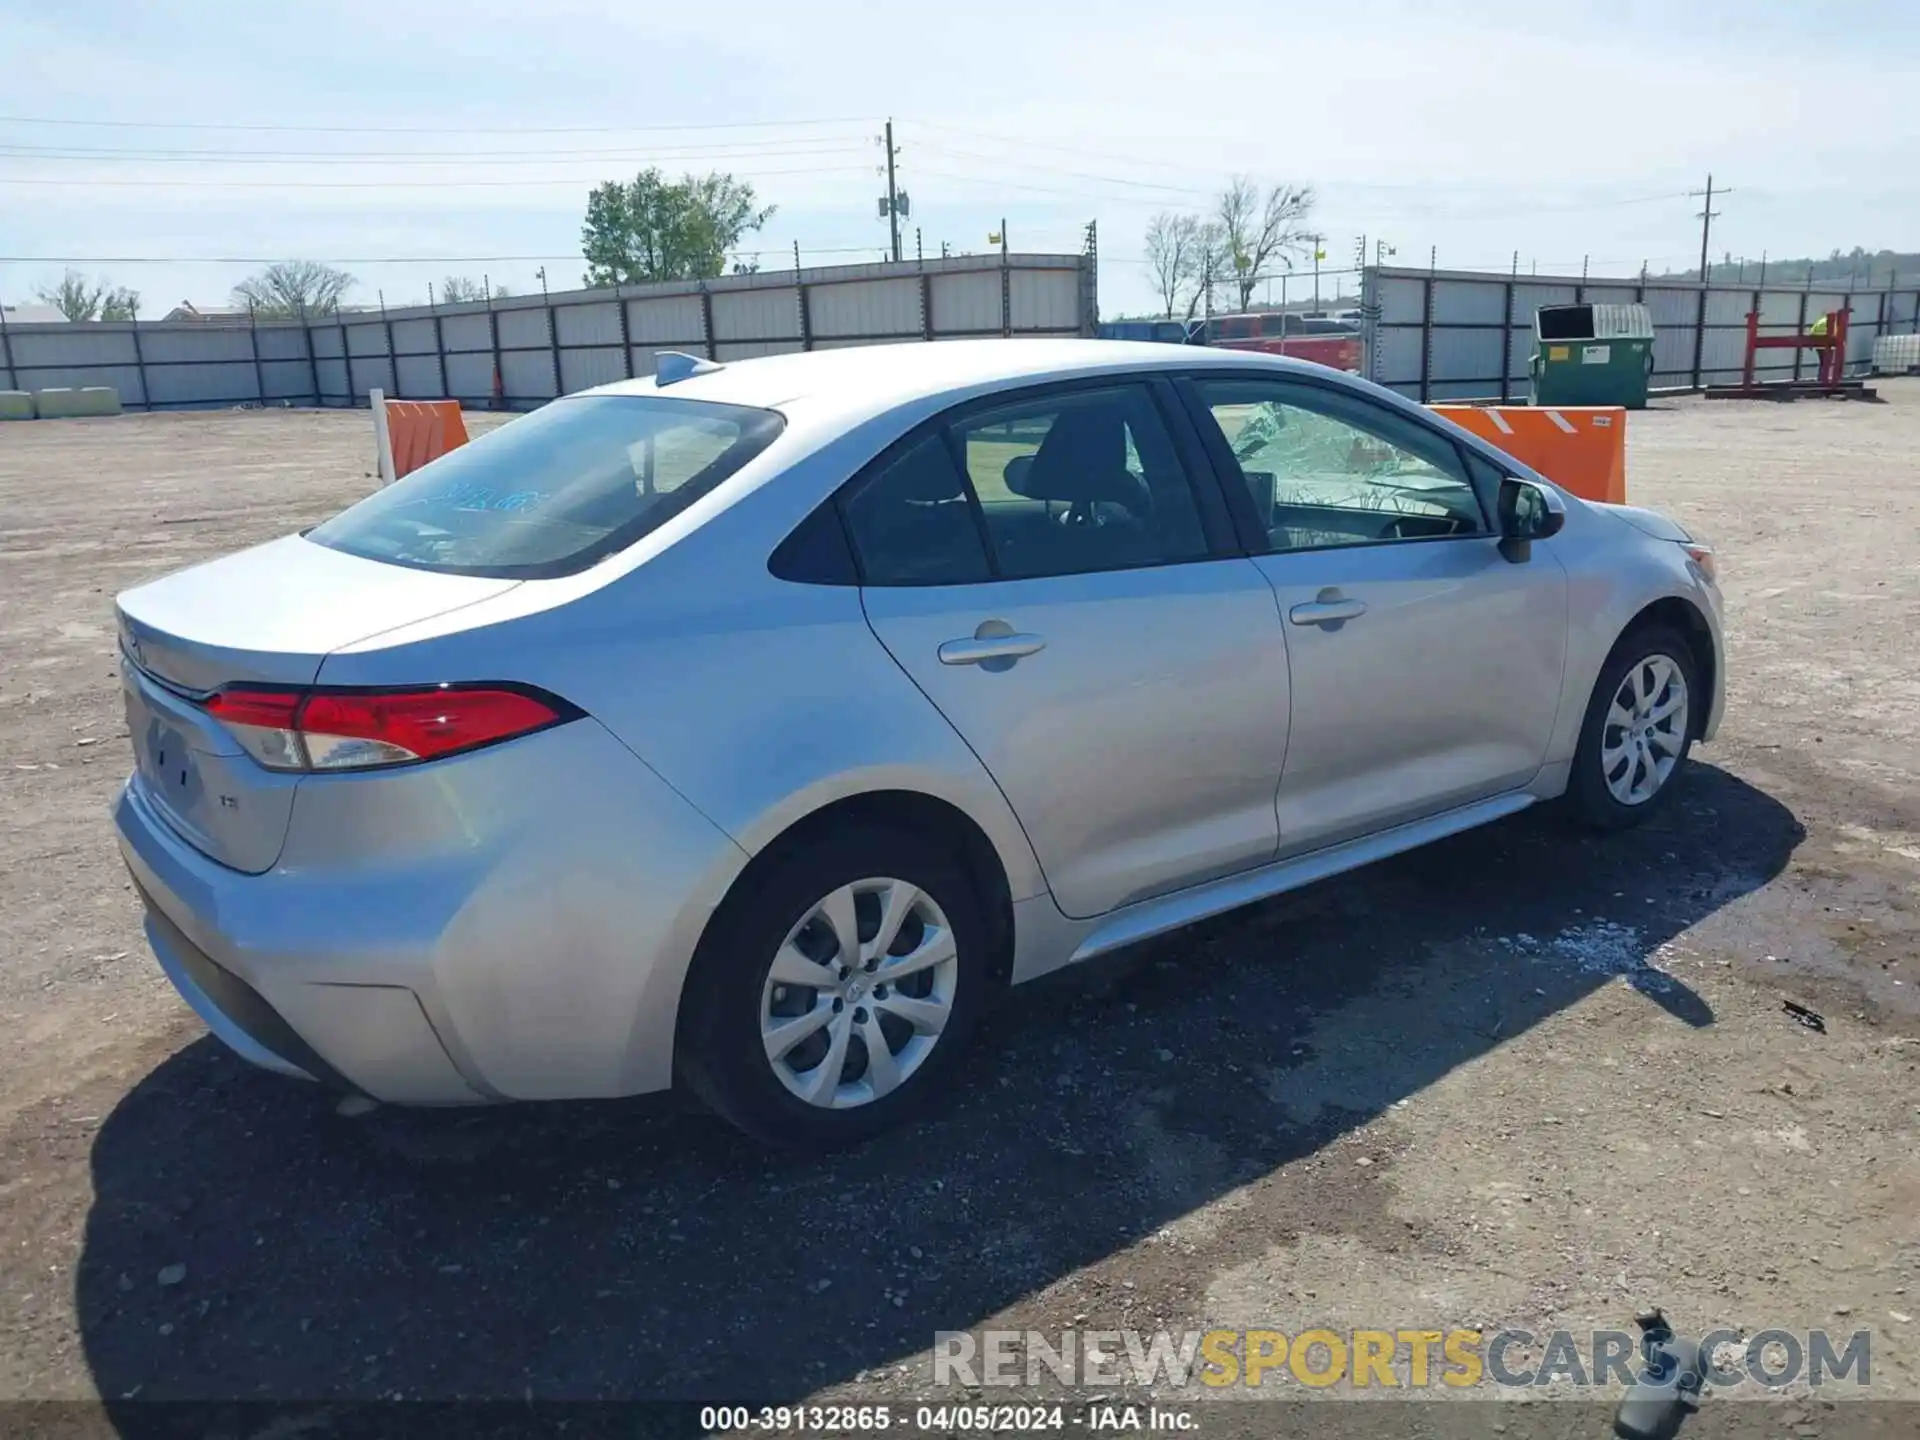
0, 164, 871, 189
915, 142, 1214, 199
0, 139, 870, 165
0, 112, 872, 136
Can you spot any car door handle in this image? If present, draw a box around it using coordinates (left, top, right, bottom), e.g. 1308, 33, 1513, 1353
938, 633, 1047, 665
1288, 597, 1368, 627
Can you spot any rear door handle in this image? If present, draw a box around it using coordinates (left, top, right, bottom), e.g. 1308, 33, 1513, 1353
1288, 597, 1368, 627
938, 633, 1047, 665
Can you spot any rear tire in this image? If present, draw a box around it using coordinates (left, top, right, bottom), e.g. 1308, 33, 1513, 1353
1564, 624, 1699, 830
678, 825, 990, 1151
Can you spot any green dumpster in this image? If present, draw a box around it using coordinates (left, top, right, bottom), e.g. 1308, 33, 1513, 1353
1529, 303, 1655, 409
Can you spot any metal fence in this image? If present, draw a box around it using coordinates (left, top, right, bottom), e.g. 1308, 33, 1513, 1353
1362, 264, 1920, 402
0, 252, 1094, 413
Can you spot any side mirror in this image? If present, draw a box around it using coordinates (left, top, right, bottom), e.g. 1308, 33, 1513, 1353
1496, 476, 1566, 562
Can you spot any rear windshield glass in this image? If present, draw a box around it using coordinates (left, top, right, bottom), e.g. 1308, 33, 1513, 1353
307, 394, 785, 578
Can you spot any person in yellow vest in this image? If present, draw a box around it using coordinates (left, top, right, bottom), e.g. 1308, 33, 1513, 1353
1808, 312, 1830, 337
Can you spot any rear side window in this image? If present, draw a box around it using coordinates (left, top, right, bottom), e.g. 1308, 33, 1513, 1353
841, 435, 992, 585
307, 394, 784, 579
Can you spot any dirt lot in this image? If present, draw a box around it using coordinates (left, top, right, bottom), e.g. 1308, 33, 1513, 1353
2, 386, 1918, 1435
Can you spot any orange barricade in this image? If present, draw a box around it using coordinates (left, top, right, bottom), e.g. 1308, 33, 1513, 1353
381, 398, 469, 480
1430, 404, 1626, 505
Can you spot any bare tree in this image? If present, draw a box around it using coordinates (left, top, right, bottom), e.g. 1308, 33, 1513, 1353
1144, 212, 1202, 319
232, 260, 355, 319
1185, 222, 1229, 323
1216, 177, 1316, 311
439, 275, 508, 304
35, 270, 107, 322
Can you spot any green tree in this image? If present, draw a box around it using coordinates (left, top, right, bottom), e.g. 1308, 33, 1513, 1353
100, 286, 140, 321
232, 260, 355, 318
580, 169, 775, 286
35, 270, 107, 321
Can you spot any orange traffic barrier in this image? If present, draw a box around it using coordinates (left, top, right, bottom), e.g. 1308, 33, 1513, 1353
1430, 404, 1626, 505
380, 398, 469, 480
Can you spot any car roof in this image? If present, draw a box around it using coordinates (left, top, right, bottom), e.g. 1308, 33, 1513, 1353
580, 338, 1332, 425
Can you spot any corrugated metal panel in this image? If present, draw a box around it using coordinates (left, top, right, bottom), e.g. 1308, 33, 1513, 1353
813, 336, 920, 350
1371, 326, 1424, 386
315, 357, 349, 399
713, 339, 806, 361
1583, 286, 1639, 307
1428, 327, 1503, 383
1702, 290, 1750, 326
440, 313, 493, 353
929, 272, 1001, 334
308, 327, 345, 359
1512, 283, 1579, 318
499, 350, 554, 400
1430, 280, 1504, 326
260, 360, 312, 400
1651, 326, 1694, 378
628, 295, 705, 345
391, 317, 436, 357
8, 328, 137, 368
495, 308, 550, 351
255, 327, 310, 361
558, 346, 627, 392
343, 322, 387, 357
394, 356, 442, 396
444, 352, 492, 399
1370, 275, 1422, 326
147, 362, 255, 405
1643, 287, 1699, 327
810, 277, 920, 338
1009, 269, 1079, 331
711, 288, 801, 342
554, 301, 623, 347
140, 328, 253, 364
349, 355, 393, 397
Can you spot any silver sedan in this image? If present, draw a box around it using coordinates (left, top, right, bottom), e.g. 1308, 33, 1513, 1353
113, 340, 1723, 1149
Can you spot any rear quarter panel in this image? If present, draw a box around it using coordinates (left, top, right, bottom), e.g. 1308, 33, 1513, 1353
314, 421, 1050, 905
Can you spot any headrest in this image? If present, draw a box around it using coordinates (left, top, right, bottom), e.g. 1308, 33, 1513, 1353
1004, 403, 1141, 506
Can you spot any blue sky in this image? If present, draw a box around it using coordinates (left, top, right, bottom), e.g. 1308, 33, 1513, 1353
2, 0, 1916, 318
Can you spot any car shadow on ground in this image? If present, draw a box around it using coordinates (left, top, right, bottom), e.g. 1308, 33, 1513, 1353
76, 764, 1801, 1423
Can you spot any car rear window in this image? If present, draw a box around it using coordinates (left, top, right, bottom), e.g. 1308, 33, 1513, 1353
307, 394, 785, 579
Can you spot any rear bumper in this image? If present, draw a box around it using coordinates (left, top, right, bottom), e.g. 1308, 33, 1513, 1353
114, 717, 751, 1104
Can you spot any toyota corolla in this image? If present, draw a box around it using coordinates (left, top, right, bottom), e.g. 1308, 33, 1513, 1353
114, 340, 1722, 1149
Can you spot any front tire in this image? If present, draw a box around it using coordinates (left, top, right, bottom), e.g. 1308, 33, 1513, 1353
1565, 624, 1699, 830
678, 825, 990, 1151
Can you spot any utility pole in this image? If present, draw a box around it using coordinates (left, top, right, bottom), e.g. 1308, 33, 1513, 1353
1690, 174, 1728, 283
881, 119, 903, 264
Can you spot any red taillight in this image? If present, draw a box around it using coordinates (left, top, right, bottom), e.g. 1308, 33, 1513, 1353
200, 685, 575, 772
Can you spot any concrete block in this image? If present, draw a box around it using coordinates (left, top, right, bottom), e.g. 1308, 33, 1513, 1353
0, 391, 34, 420
32, 385, 122, 418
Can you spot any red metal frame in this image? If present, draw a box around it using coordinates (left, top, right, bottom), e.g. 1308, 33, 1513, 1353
1742, 307, 1850, 388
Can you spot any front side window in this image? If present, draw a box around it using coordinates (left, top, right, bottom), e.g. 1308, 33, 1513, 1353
308, 394, 784, 578
1192, 379, 1486, 553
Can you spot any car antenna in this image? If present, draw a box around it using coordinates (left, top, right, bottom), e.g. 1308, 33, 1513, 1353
655, 351, 725, 386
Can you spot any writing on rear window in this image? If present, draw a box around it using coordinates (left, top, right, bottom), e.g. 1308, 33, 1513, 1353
308, 394, 784, 580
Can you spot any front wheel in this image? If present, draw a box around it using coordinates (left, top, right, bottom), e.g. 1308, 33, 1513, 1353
1564, 625, 1699, 830
678, 826, 990, 1151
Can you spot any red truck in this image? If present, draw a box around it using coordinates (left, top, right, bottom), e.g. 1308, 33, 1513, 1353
1198, 311, 1362, 372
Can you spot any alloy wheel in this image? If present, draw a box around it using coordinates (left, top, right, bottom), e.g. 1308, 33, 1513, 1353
759, 878, 959, 1109
1601, 654, 1689, 806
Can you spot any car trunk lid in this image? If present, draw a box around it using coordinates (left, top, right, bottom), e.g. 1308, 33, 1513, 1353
117, 535, 518, 872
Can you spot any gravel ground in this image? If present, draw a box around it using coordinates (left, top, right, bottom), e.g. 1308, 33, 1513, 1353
1, 386, 1918, 1436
